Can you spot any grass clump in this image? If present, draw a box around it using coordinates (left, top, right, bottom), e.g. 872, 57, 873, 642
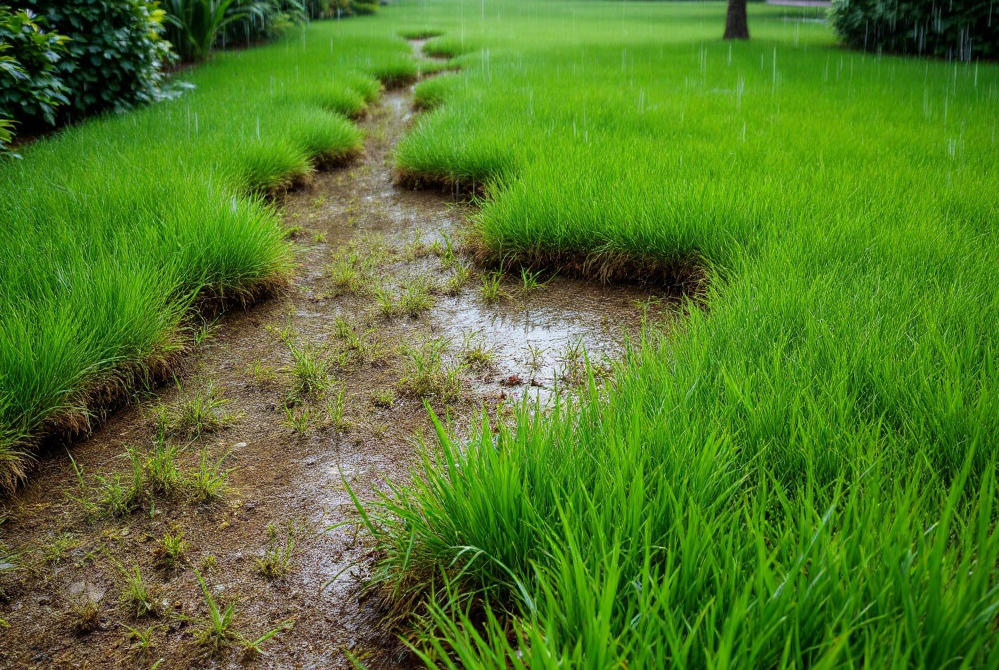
39, 532, 78, 566
190, 569, 240, 655
400, 281, 436, 317
96, 472, 142, 518
412, 73, 457, 111
125, 624, 162, 657
68, 596, 101, 635
442, 264, 472, 296
397, 338, 464, 404
121, 565, 160, 618
189, 448, 231, 504
190, 569, 288, 656
284, 337, 332, 400
154, 528, 188, 571
324, 386, 352, 431
371, 389, 396, 408
399, 28, 444, 40
460, 331, 495, 371
328, 252, 369, 297
478, 272, 508, 304
130, 440, 184, 498
282, 405, 313, 435
154, 384, 235, 439
254, 529, 295, 581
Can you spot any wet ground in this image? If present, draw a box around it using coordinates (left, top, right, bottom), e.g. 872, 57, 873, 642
0, 42, 668, 669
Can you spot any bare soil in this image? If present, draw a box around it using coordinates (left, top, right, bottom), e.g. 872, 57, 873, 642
0, 42, 671, 669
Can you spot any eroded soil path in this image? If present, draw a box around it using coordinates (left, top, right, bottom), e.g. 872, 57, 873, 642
0, 43, 666, 669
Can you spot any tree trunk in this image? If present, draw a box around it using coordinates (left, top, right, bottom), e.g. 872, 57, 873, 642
724, 0, 750, 40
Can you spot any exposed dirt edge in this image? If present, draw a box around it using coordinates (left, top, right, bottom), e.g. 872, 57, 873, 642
395, 165, 709, 295
261, 147, 364, 199
394, 168, 487, 198
379, 74, 420, 91
0, 278, 287, 495
464, 232, 709, 297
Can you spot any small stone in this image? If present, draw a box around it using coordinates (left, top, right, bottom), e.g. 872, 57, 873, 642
67, 580, 104, 603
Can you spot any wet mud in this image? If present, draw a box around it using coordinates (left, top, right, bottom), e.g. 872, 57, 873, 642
0, 41, 669, 669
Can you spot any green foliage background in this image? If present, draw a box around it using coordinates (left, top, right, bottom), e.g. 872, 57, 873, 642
22, 0, 173, 120
830, 0, 999, 60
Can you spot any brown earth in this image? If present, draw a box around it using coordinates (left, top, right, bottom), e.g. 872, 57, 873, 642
0, 42, 670, 669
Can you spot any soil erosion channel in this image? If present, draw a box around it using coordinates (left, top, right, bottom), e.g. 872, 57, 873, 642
0, 42, 667, 668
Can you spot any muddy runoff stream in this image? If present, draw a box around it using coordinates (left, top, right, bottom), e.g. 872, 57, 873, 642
0, 42, 669, 669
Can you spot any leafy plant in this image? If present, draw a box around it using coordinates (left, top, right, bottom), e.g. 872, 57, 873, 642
219, 0, 307, 48
162, 0, 260, 62
26, 0, 174, 118
0, 7, 68, 128
830, 0, 998, 60
0, 117, 14, 157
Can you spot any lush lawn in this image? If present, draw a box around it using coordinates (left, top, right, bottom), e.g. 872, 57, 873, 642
357, 1, 999, 667
0, 19, 416, 487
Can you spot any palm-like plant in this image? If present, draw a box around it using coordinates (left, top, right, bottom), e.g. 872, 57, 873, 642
162, 0, 263, 62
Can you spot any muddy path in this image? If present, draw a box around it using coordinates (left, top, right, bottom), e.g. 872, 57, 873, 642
0, 42, 667, 669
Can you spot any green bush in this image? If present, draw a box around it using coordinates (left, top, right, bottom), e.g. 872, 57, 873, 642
25, 0, 174, 120
830, 0, 998, 60
322, 0, 379, 18
349, 1, 378, 16
0, 117, 14, 156
0, 7, 69, 129
164, 0, 373, 63
218, 0, 308, 48
163, 0, 265, 62
303, 0, 332, 18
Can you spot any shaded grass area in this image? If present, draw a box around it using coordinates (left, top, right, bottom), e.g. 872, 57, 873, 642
0, 19, 418, 488
360, 0, 999, 666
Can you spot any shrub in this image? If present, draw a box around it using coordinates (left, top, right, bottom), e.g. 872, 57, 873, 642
25, 0, 174, 120
323, 0, 378, 18
0, 117, 13, 155
0, 7, 69, 129
830, 0, 999, 61
303, 0, 332, 18
349, 1, 378, 16
163, 0, 264, 61
218, 0, 308, 49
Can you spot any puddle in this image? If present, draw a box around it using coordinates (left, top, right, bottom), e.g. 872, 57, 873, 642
435, 280, 653, 399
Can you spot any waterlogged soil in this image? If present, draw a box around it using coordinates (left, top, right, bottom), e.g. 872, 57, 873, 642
0, 43, 670, 669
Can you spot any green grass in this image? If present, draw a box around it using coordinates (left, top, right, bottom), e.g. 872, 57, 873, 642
0, 17, 417, 489
353, 0, 999, 667
3, 0, 998, 665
